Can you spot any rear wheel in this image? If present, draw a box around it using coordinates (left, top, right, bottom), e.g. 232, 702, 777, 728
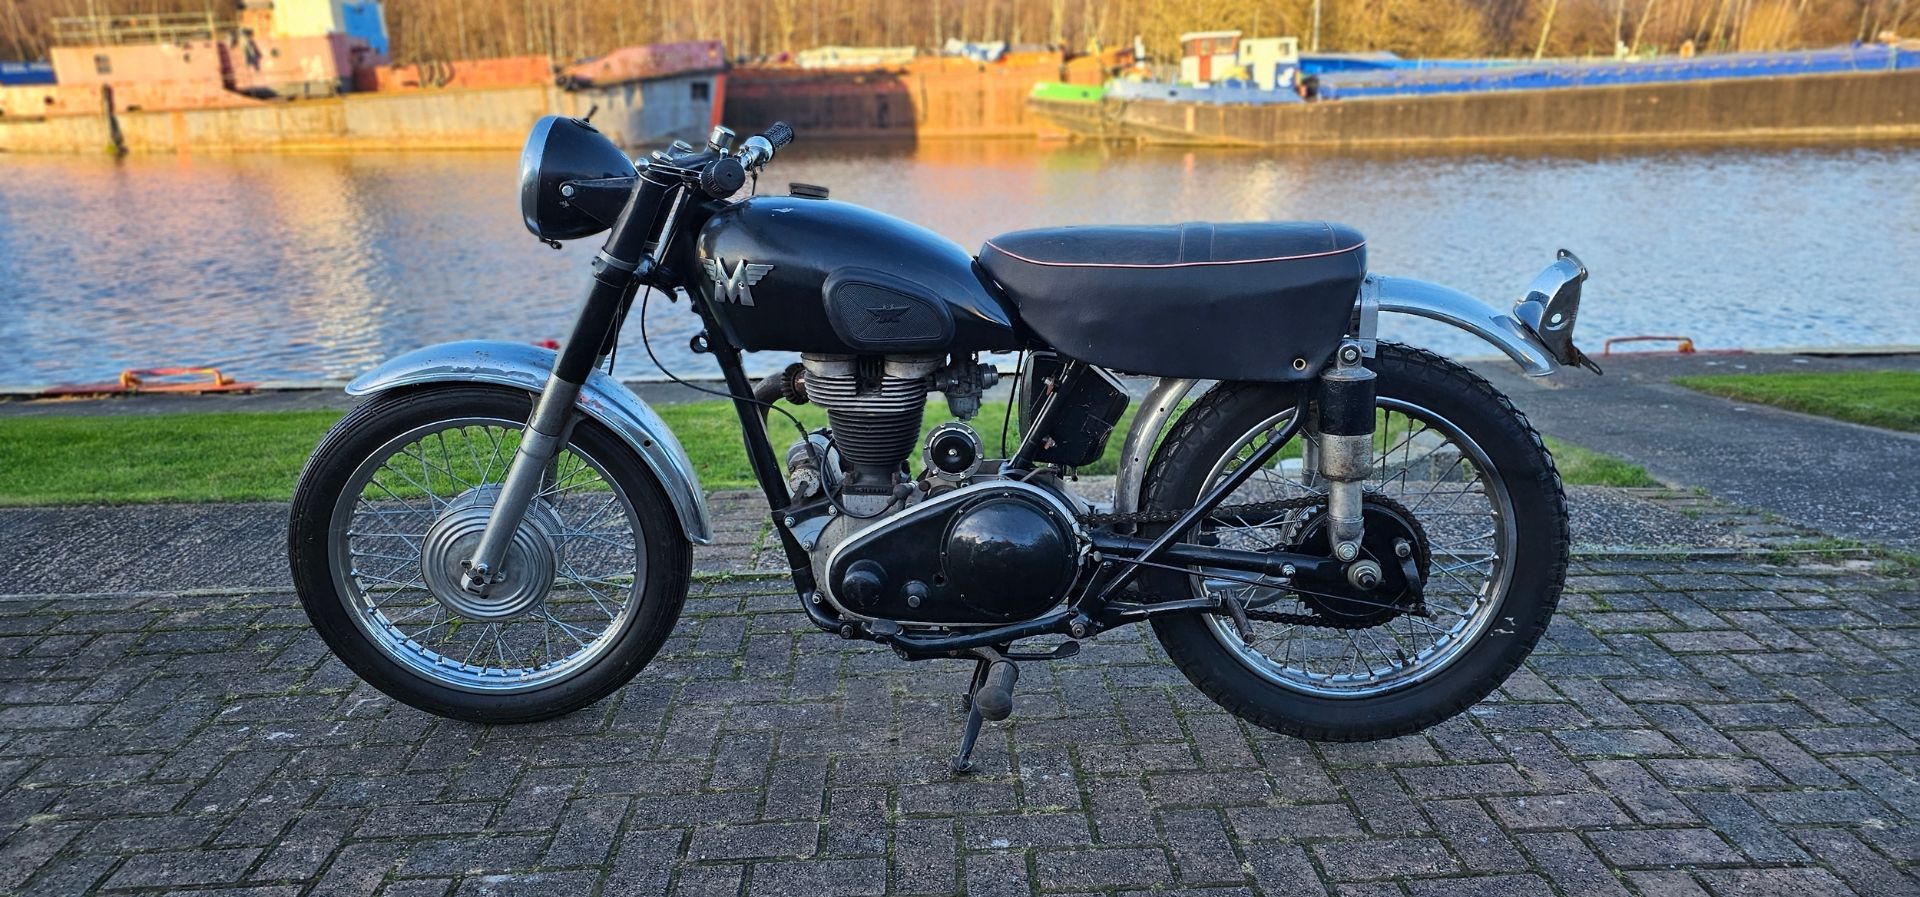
1141, 343, 1568, 741
288, 385, 691, 724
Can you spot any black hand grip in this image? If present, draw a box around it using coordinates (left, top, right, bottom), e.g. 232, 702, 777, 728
699, 157, 746, 198
761, 121, 794, 150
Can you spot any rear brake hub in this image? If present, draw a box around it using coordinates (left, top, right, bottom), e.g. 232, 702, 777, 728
1292, 495, 1431, 628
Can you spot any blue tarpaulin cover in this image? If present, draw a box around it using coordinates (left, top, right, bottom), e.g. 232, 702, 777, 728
1315, 43, 1918, 101
0, 61, 55, 86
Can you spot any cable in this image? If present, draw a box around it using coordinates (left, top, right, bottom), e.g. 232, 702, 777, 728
603, 287, 633, 377
1000, 349, 1026, 457
638, 284, 800, 423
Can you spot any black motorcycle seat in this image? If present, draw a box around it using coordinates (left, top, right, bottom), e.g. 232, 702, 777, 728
979, 221, 1367, 381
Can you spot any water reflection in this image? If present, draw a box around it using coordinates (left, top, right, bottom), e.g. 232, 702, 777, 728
0, 139, 1915, 385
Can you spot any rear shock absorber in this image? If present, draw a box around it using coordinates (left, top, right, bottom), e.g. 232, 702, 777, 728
1317, 341, 1375, 562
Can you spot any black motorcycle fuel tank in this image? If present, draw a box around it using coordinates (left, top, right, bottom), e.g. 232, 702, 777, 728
692, 195, 1023, 354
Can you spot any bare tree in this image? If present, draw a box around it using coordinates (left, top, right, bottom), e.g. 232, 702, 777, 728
1, 0, 1907, 68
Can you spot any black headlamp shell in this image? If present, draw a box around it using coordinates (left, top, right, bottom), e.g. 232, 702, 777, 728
518, 115, 638, 241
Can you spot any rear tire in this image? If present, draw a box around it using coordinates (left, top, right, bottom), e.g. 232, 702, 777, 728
1142, 343, 1568, 741
288, 385, 691, 724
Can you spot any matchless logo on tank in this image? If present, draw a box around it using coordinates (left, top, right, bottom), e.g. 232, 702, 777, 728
701, 257, 773, 306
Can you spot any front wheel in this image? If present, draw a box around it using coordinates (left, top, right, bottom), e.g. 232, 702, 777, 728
1142, 343, 1569, 741
288, 385, 691, 724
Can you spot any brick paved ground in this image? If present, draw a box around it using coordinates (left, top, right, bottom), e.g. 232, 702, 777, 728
2, 493, 1917, 896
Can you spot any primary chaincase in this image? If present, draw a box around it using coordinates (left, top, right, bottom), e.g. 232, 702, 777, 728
823, 481, 1084, 626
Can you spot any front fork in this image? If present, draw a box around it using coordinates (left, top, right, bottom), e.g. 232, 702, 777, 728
1317, 341, 1377, 564
460, 171, 683, 595
459, 371, 583, 590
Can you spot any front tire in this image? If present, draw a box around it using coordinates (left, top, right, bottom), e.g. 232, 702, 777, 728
1142, 343, 1568, 741
288, 385, 691, 724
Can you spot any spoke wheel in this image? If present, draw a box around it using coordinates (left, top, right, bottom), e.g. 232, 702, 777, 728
1192, 395, 1514, 698
290, 385, 690, 722
1140, 343, 1568, 742
332, 416, 645, 694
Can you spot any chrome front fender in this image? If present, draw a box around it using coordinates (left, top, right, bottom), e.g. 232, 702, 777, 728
345, 340, 713, 544
1362, 274, 1557, 377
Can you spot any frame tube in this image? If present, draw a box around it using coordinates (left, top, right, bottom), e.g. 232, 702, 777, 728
1092, 395, 1311, 604
1111, 377, 1198, 527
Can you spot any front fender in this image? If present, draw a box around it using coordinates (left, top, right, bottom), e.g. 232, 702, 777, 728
346, 340, 713, 545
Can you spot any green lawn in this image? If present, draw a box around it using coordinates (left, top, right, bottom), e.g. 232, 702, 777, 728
1673, 370, 1920, 433
1542, 435, 1661, 488
0, 400, 1106, 506
0, 410, 346, 506
0, 398, 1647, 505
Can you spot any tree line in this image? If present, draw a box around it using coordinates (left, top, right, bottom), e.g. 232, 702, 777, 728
4, 0, 1913, 68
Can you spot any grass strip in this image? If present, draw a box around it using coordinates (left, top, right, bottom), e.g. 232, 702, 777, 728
1541, 435, 1661, 488
0, 400, 1083, 505
1673, 370, 1920, 433
1, 399, 1653, 505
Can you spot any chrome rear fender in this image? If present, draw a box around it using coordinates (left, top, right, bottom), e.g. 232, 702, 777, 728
1111, 255, 1595, 518
345, 339, 713, 545
1360, 274, 1558, 377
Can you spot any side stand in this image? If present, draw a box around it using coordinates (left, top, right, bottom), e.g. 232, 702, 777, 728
950, 649, 1018, 774
950, 695, 988, 775
947, 641, 1079, 774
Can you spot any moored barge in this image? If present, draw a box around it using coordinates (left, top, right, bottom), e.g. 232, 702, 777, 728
1032, 41, 1920, 148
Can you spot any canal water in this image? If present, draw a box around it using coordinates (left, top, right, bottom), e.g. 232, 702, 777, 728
1, 139, 1915, 386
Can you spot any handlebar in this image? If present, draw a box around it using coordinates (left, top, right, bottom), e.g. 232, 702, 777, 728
735, 121, 793, 174
762, 121, 794, 151
692, 121, 793, 198
651, 121, 796, 199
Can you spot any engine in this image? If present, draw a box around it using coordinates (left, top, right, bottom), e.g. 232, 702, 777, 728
799, 354, 941, 514
782, 353, 1090, 626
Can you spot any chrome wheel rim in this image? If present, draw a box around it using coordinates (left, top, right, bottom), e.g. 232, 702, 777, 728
1191, 398, 1517, 698
328, 416, 645, 694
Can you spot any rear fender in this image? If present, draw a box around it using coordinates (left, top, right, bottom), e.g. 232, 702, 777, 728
1359, 273, 1557, 377
345, 340, 713, 545
1110, 255, 1597, 519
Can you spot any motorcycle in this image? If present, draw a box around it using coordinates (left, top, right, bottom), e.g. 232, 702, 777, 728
289, 116, 1602, 772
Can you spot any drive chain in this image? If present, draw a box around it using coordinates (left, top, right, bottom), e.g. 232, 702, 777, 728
1077, 495, 1418, 631
1074, 495, 1323, 528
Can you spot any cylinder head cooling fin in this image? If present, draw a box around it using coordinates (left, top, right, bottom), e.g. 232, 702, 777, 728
802, 354, 939, 490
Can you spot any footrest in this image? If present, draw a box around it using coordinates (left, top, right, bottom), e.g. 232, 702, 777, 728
1002, 640, 1080, 662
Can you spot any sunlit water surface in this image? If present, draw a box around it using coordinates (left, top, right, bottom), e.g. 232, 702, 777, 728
1, 140, 1915, 384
